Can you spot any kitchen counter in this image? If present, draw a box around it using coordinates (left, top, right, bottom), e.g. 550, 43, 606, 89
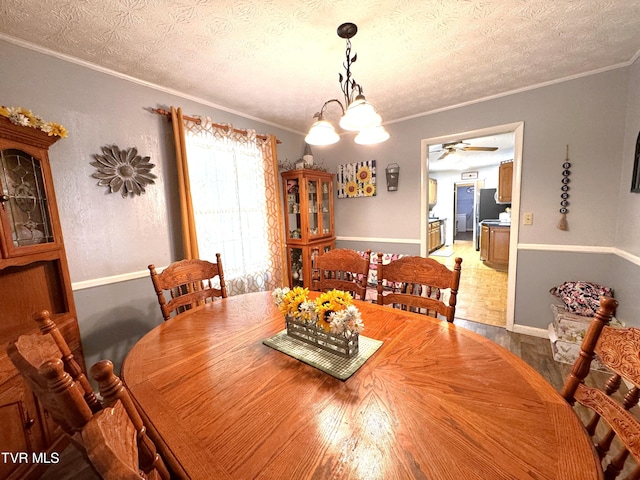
480, 219, 511, 227
428, 217, 440, 223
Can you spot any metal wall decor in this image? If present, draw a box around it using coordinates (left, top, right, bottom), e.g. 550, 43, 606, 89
557, 145, 571, 231
91, 145, 156, 198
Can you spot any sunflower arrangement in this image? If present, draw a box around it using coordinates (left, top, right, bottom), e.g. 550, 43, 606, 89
273, 287, 364, 337
0, 106, 68, 138
273, 287, 316, 321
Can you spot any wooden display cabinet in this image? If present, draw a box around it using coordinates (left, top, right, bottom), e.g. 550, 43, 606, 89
0, 117, 85, 480
282, 169, 335, 288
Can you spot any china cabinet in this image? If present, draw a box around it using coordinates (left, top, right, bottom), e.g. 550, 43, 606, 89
281, 169, 335, 288
0, 117, 85, 480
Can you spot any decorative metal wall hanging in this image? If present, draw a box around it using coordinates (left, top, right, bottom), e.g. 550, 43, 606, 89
337, 160, 376, 198
385, 163, 400, 191
557, 145, 571, 230
91, 145, 156, 198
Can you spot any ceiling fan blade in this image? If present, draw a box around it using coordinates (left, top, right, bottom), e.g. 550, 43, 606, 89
462, 146, 498, 152
438, 150, 450, 160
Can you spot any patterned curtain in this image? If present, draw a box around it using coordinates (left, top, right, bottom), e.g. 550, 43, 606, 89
170, 107, 285, 295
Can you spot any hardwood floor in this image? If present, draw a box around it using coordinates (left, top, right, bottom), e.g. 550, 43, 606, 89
39, 318, 616, 479
432, 238, 508, 327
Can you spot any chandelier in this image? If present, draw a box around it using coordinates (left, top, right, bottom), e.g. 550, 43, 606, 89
305, 23, 390, 146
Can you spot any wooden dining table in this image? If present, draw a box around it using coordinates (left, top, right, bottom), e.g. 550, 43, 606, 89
122, 291, 601, 480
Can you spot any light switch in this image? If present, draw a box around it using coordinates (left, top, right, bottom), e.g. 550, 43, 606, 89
523, 213, 533, 225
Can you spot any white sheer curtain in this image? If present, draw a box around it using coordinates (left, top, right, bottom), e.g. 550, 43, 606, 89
171, 107, 285, 295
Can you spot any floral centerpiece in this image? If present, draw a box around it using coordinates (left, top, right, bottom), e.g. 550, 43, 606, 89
0, 106, 68, 138
273, 287, 363, 358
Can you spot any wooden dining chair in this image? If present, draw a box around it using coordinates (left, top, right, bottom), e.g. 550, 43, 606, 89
149, 254, 228, 321
376, 253, 462, 322
315, 248, 371, 300
6, 336, 170, 480
561, 296, 640, 480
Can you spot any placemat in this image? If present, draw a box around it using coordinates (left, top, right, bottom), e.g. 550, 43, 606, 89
263, 330, 383, 381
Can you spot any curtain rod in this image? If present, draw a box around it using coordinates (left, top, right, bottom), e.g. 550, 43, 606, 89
151, 108, 280, 144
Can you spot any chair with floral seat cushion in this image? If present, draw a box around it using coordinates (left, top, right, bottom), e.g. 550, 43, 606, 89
149, 255, 227, 321
376, 253, 462, 322
561, 296, 640, 480
315, 249, 371, 300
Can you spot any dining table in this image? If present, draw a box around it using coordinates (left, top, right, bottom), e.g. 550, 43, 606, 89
122, 291, 601, 480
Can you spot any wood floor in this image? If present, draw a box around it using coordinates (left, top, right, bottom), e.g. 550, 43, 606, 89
38, 318, 614, 480
432, 238, 508, 327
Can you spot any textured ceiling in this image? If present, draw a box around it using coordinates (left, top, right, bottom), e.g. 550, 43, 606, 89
1, 0, 640, 134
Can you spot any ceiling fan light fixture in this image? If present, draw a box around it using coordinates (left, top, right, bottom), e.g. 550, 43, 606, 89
305, 119, 340, 146
354, 125, 390, 145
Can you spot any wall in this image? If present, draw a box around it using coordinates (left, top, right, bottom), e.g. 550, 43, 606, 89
317, 67, 638, 332
1, 39, 304, 373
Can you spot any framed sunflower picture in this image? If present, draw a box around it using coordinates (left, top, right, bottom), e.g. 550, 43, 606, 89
337, 160, 376, 198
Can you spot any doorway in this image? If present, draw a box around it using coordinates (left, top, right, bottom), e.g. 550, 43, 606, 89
454, 183, 475, 242
420, 122, 523, 330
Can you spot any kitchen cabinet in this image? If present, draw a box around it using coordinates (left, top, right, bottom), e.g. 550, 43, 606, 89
428, 177, 437, 208
428, 219, 444, 253
480, 223, 510, 269
0, 117, 85, 480
497, 160, 513, 203
282, 169, 335, 288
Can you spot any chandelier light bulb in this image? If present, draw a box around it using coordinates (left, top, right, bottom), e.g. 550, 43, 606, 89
305, 119, 340, 146
339, 97, 381, 132
354, 125, 390, 145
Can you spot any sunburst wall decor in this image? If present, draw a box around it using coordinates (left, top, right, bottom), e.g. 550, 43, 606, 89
336, 160, 376, 198
91, 145, 156, 198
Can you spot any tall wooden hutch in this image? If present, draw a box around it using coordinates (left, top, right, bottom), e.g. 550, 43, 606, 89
281, 169, 335, 289
0, 117, 85, 480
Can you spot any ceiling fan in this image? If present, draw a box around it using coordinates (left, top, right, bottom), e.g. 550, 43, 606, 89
436, 141, 498, 160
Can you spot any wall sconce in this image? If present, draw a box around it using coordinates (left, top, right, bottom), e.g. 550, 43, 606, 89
385, 163, 400, 191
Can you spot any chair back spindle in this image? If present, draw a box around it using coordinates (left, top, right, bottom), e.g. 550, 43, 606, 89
33, 310, 102, 413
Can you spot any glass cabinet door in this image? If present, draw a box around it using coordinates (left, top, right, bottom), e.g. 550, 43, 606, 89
288, 246, 304, 288
285, 177, 301, 241
307, 179, 319, 238
320, 179, 331, 235
0, 148, 55, 252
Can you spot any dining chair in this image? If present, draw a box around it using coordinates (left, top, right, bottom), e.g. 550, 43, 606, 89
149, 254, 228, 321
315, 248, 371, 300
561, 296, 640, 480
376, 253, 462, 322
6, 337, 170, 480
